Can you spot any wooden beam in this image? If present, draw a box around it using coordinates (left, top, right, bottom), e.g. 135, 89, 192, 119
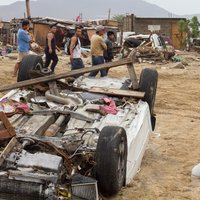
0, 58, 133, 93
127, 63, 139, 90
0, 137, 18, 166
0, 112, 16, 140
87, 87, 145, 98
26, 0, 31, 19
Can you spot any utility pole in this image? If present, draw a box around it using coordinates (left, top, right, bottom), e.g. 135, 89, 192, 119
79, 13, 83, 22
26, 0, 31, 20
108, 8, 111, 20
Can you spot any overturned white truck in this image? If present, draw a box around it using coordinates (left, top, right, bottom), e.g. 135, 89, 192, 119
0, 54, 158, 200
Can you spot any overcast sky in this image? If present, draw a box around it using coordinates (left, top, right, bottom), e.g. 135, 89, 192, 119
0, 0, 23, 5
0, 0, 199, 15
145, 0, 200, 15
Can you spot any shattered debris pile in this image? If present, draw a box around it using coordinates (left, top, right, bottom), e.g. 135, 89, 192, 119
0, 43, 16, 58
136, 46, 164, 63
30, 41, 44, 54
0, 55, 156, 200
122, 33, 175, 63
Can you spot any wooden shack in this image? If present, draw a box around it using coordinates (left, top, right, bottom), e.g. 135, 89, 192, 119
33, 18, 74, 47
123, 14, 187, 49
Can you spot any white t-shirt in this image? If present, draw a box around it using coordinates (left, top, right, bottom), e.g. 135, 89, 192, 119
73, 38, 81, 59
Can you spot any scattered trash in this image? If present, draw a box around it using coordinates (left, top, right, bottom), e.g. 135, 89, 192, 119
169, 62, 185, 69
192, 163, 200, 177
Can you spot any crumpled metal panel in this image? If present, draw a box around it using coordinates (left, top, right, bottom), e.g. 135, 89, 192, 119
66, 100, 152, 186
73, 76, 127, 90
7, 150, 63, 172
0, 89, 32, 102
66, 102, 139, 132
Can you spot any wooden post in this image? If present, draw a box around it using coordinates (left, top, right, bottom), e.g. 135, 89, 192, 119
0, 137, 18, 166
127, 50, 139, 90
127, 63, 139, 90
120, 22, 124, 46
26, 0, 31, 19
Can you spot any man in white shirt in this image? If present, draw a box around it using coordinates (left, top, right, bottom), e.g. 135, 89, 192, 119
70, 26, 85, 71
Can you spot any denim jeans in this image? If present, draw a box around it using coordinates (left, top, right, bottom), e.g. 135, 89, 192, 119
71, 58, 84, 70
71, 58, 85, 78
89, 56, 107, 77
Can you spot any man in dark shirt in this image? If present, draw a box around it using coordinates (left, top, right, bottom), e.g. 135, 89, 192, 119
45, 24, 60, 73
104, 31, 115, 63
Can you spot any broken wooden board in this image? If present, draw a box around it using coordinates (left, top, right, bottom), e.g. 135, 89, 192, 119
86, 87, 145, 98
0, 58, 133, 93
19, 115, 55, 136
0, 137, 18, 166
127, 63, 139, 90
0, 112, 16, 140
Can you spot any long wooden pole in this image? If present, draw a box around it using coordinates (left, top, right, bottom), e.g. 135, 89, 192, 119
0, 58, 133, 93
26, 0, 31, 19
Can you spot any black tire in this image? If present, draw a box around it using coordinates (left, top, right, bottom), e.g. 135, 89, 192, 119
139, 68, 158, 116
17, 55, 43, 82
95, 126, 127, 196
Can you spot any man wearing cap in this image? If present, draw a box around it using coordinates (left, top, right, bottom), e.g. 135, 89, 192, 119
89, 26, 107, 77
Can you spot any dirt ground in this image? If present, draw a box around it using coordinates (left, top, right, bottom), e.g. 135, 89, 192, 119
1, 51, 200, 200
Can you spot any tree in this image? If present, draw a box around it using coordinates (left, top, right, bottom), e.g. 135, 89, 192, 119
112, 15, 125, 23
177, 20, 189, 49
189, 16, 200, 38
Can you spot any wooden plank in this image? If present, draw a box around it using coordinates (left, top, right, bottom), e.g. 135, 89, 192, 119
127, 63, 139, 90
0, 58, 133, 93
0, 137, 18, 166
87, 87, 145, 98
0, 112, 16, 139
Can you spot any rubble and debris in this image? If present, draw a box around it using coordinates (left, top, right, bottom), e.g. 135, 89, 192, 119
192, 163, 200, 178
0, 98, 30, 116
121, 33, 175, 63
0, 53, 158, 199
169, 62, 186, 69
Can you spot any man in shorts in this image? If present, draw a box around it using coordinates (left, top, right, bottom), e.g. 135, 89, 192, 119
13, 20, 30, 77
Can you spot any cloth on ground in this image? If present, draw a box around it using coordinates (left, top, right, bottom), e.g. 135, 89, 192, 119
0, 98, 30, 117
100, 98, 118, 115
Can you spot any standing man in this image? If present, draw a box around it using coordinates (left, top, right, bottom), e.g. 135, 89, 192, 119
104, 31, 115, 63
89, 26, 107, 77
70, 26, 85, 71
13, 20, 30, 77
45, 24, 59, 73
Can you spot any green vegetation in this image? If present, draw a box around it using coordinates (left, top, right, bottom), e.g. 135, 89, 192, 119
177, 16, 200, 49
189, 16, 200, 38
112, 14, 125, 23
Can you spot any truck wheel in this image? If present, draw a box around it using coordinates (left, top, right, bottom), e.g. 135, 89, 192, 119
17, 55, 43, 82
139, 68, 158, 115
95, 126, 127, 196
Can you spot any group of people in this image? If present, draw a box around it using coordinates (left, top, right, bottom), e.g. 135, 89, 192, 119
14, 20, 115, 78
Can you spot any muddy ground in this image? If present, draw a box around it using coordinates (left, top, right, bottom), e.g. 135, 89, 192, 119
1, 51, 200, 200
